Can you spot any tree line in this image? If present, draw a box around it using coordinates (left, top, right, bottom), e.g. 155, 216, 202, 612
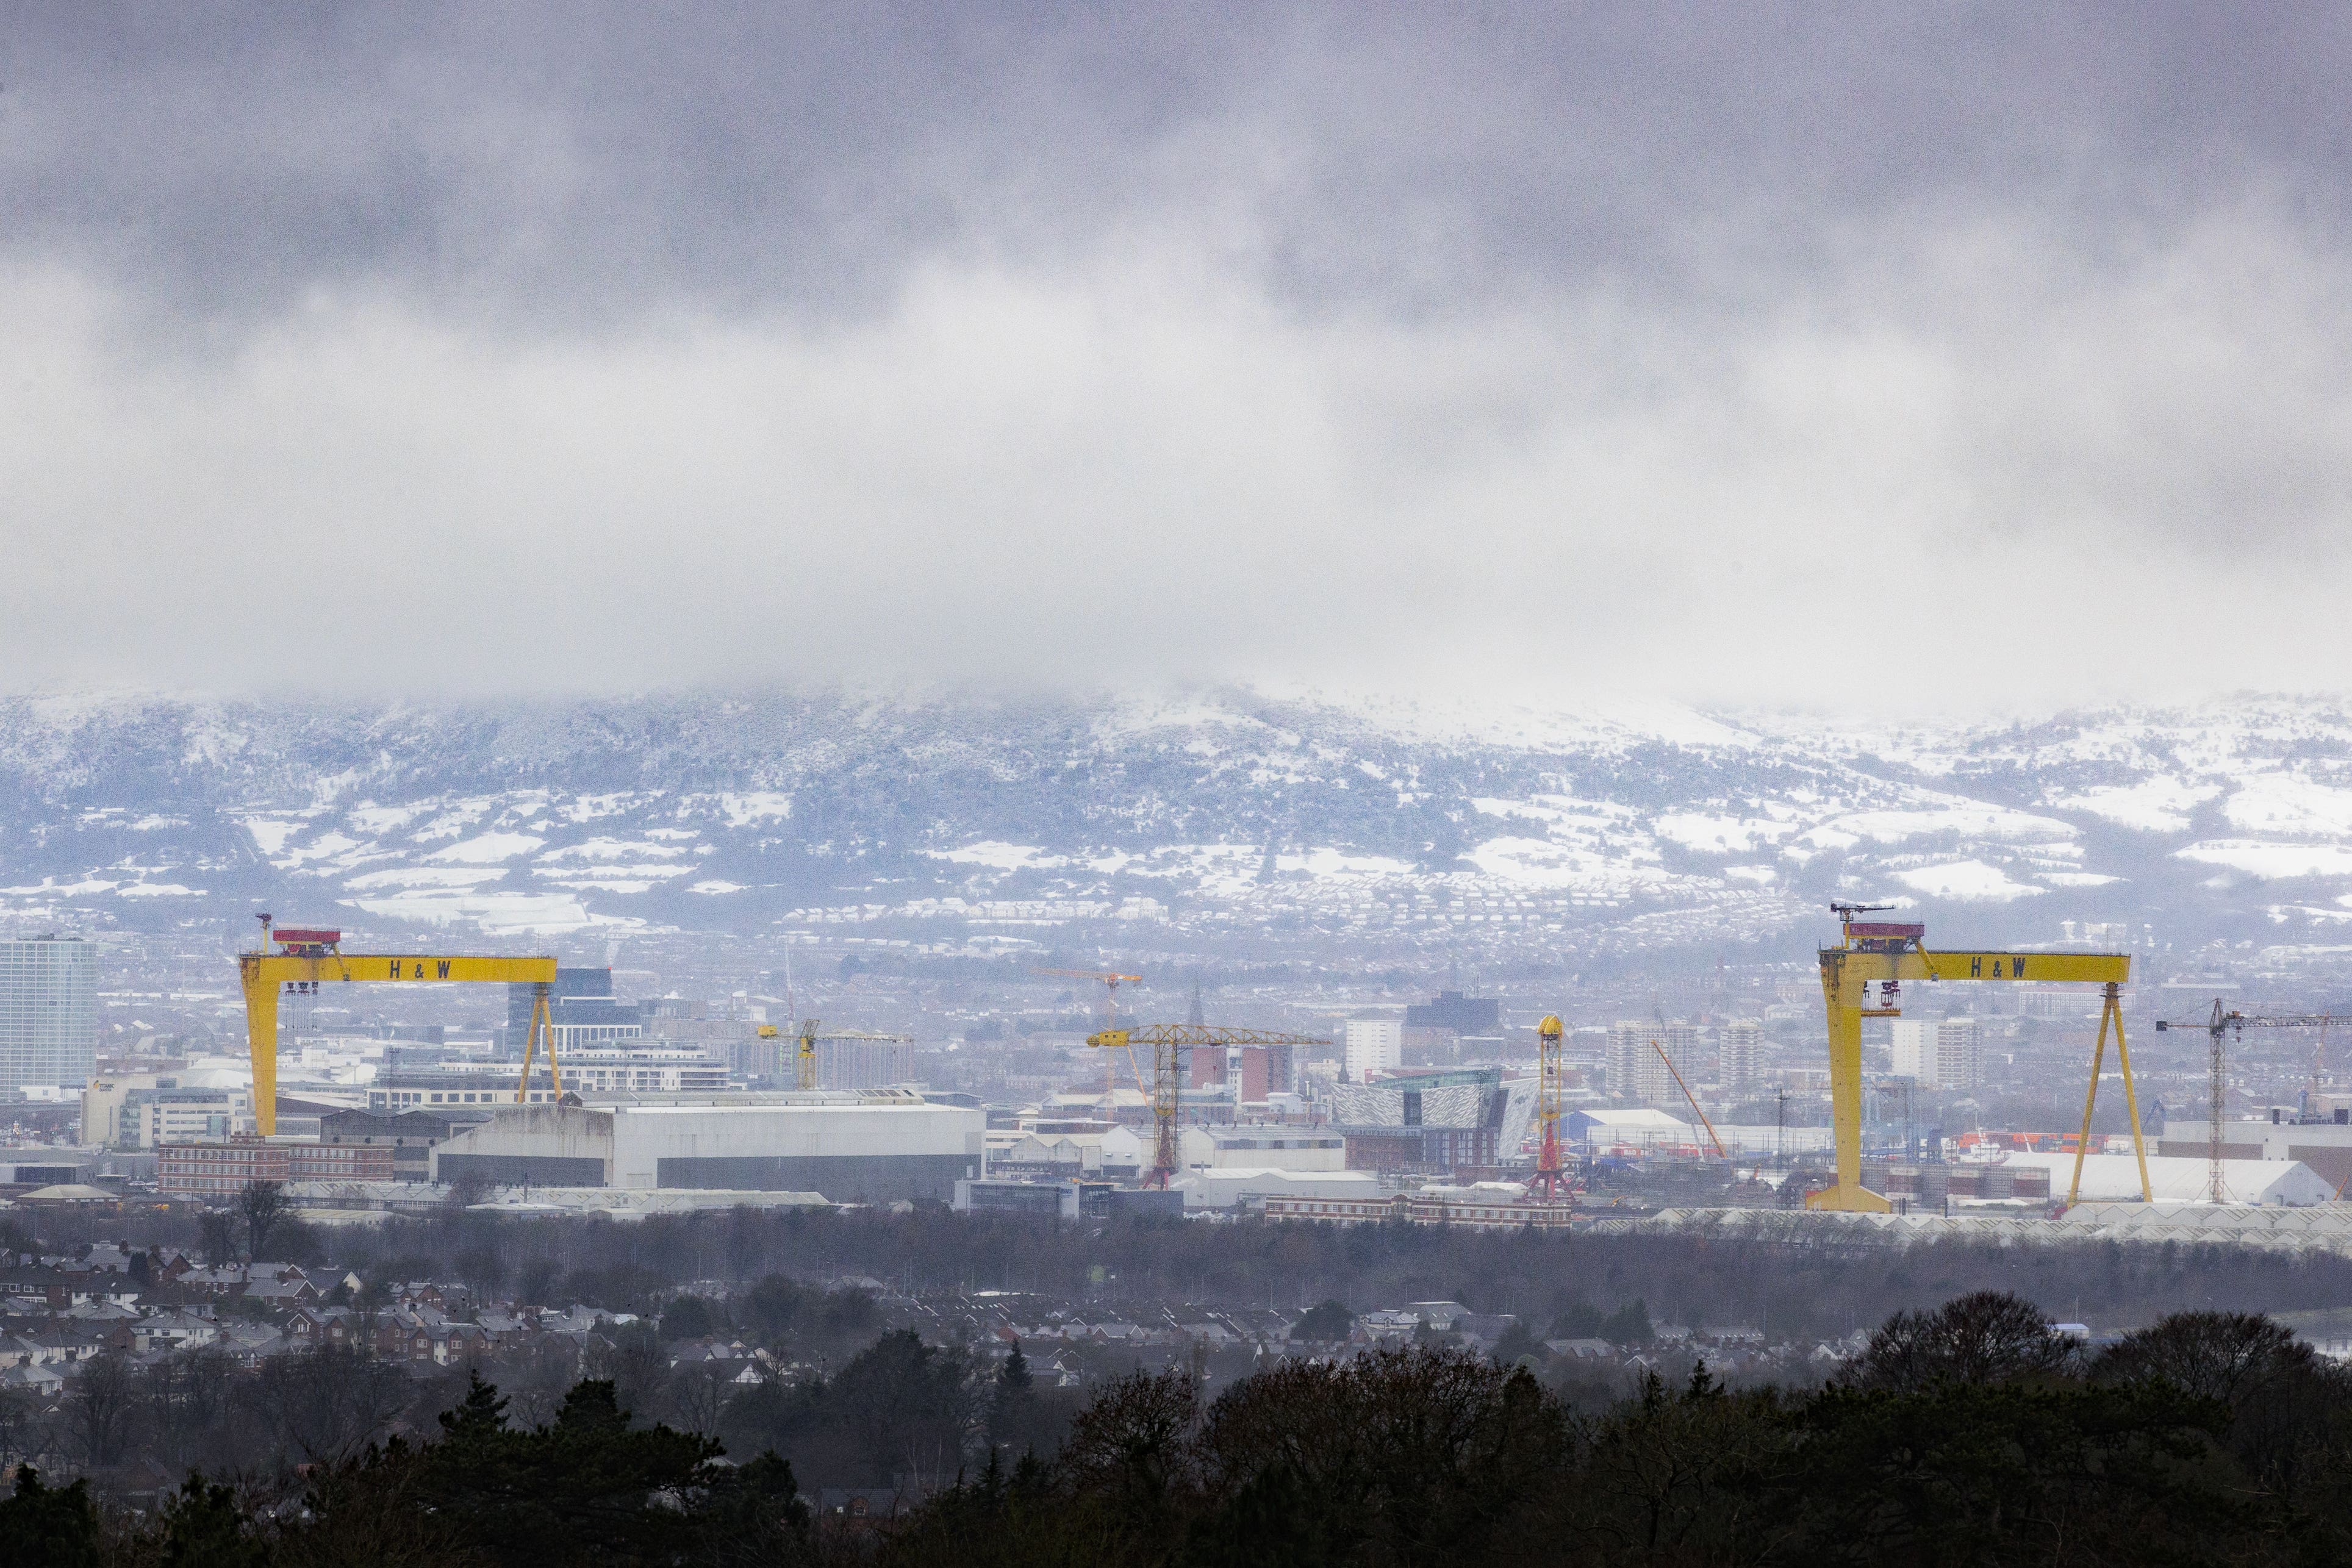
10, 1291, 2352, 1567
30, 1200, 2352, 1344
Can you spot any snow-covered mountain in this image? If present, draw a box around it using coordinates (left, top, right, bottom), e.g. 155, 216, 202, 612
1, 689, 2348, 964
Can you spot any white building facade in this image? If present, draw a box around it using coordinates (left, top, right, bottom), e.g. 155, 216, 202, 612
1890, 1017, 1982, 1091
1608, 1020, 1709, 1107
0, 936, 97, 1090
1344, 1018, 1402, 1079
1719, 1020, 1762, 1092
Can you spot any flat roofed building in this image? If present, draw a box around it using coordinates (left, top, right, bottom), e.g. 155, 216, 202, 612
160, 1139, 394, 1195
81, 1072, 255, 1148
431, 1096, 985, 1204
1404, 990, 1500, 1034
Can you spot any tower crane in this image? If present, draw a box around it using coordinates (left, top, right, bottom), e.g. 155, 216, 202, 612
2155, 1005, 2352, 1204
1810, 903, 2142, 1211
236, 914, 559, 1136
1085, 1024, 1331, 1187
757, 1019, 917, 1090
1034, 967, 1144, 1109
1531, 1015, 1568, 1197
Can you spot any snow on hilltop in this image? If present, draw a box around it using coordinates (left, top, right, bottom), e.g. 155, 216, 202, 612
0, 689, 2342, 956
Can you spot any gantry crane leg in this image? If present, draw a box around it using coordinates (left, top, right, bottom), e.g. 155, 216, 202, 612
1813, 986, 1889, 1212
2067, 983, 2151, 1205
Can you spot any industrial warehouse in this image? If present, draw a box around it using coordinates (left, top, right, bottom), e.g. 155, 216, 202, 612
430, 1094, 985, 1203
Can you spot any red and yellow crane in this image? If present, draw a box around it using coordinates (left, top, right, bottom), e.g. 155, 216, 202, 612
1531, 1015, 1568, 1197
236, 915, 559, 1136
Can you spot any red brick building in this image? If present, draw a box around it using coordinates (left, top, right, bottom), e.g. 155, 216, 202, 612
160, 1139, 394, 1196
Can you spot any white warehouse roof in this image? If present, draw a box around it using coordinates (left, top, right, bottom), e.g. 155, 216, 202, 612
1173, 1168, 1386, 1210
2009, 1151, 2337, 1206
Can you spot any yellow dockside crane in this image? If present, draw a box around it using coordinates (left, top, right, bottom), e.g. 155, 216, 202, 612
237, 915, 559, 1136
1810, 903, 2145, 1211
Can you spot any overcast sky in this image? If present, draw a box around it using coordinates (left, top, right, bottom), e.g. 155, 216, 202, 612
4, 4, 2350, 711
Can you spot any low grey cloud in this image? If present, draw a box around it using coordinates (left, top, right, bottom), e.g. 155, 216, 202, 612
3, 5, 2350, 708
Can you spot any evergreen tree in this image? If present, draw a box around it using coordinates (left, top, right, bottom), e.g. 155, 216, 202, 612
158, 1475, 268, 1568
1290, 1300, 1353, 1344
0, 1469, 99, 1568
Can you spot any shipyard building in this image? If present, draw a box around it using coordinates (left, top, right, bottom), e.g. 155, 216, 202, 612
432, 1093, 985, 1204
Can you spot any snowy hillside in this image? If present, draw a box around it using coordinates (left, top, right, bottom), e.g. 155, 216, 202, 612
0, 689, 2347, 964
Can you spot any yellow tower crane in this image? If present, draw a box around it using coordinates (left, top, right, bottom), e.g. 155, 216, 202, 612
235, 915, 559, 1136
1531, 1015, 1568, 1197
1085, 1024, 1332, 1188
1810, 903, 2143, 1212
762, 1018, 917, 1090
1034, 967, 1144, 1108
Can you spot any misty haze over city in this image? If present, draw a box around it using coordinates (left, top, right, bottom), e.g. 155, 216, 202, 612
5, 9, 2352, 1564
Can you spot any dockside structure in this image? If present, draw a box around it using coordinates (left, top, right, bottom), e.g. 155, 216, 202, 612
431, 1093, 985, 1204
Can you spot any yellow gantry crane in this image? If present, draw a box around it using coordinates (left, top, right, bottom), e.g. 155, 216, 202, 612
1085, 1024, 1332, 1188
236, 915, 559, 1136
1810, 903, 2143, 1211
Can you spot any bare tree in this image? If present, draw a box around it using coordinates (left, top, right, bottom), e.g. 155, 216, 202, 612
146, 1346, 240, 1473
238, 1180, 289, 1261
71, 1351, 138, 1468
0, 1384, 35, 1472
1846, 1290, 2076, 1392
668, 1364, 731, 1442
456, 1243, 508, 1303
244, 1346, 411, 1466
445, 1172, 492, 1209
2093, 1310, 2312, 1404
497, 1338, 584, 1430
198, 1209, 238, 1267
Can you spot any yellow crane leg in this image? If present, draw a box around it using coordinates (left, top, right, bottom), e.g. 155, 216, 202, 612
2068, 983, 2152, 1205
1807, 1001, 1890, 1212
2067, 1000, 2110, 1205
238, 961, 281, 1136
2112, 990, 2153, 1202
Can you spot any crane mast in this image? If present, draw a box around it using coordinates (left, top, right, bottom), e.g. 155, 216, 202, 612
759, 1019, 916, 1090
1531, 1015, 1567, 1197
1087, 1024, 1331, 1187
2157, 1005, 2352, 1204
1035, 967, 1143, 1109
